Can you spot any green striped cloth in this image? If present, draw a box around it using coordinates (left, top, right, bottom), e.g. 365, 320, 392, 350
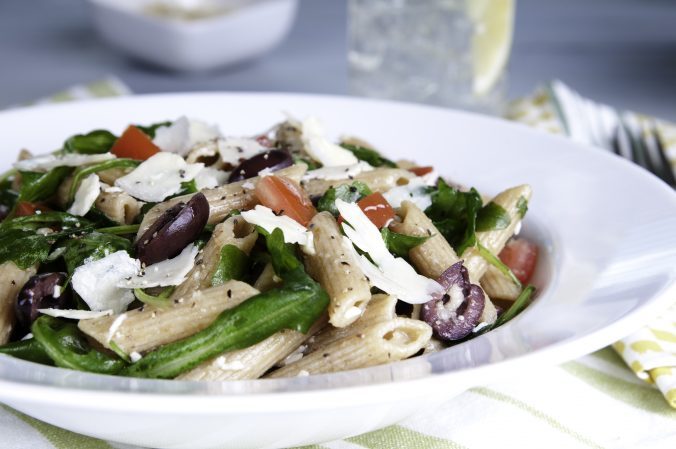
1, 79, 674, 449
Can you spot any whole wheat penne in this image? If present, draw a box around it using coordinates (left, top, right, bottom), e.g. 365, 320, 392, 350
304, 212, 372, 328
481, 264, 523, 301
98, 167, 134, 185
95, 190, 144, 225
170, 216, 257, 300
78, 281, 259, 354
253, 262, 280, 292
267, 317, 432, 377
0, 262, 36, 344
301, 167, 415, 198
136, 164, 306, 239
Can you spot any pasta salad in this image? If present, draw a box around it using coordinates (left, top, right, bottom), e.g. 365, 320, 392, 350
0, 116, 538, 380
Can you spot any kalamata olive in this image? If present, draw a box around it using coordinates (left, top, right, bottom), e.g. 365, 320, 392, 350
228, 150, 292, 183
420, 261, 485, 341
15, 272, 70, 331
135, 192, 209, 266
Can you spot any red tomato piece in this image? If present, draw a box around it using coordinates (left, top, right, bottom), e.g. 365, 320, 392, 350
408, 166, 434, 176
499, 238, 539, 284
110, 125, 160, 161
255, 175, 316, 226
356, 193, 395, 228
15, 202, 50, 217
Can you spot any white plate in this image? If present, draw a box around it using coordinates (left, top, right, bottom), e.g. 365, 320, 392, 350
0, 93, 675, 449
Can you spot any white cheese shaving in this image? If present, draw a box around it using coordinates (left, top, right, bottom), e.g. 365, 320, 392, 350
301, 117, 359, 166
21, 333, 33, 341
67, 173, 100, 216
215, 357, 245, 371
72, 251, 139, 313
194, 167, 230, 190
115, 152, 204, 202
217, 137, 267, 166
117, 244, 198, 288
152, 116, 221, 156
103, 186, 123, 193
302, 161, 374, 181
336, 199, 443, 304
130, 351, 143, 363
14, 153, 115, 172
38, 308, 113, 320
107, 313, 128, 343
52, 285, 62, 298
241, 205, 314, 254
383, 177, 432, 211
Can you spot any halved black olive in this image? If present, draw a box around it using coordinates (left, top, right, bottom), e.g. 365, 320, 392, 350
135, 192, 209, 266
228, 150, 292, 183
15, 272, 70, 332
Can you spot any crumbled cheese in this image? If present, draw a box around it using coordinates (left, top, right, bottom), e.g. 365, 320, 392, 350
21, 333, 33, 341
38, 308, 113, 320
117, 244, 198, 288
115, 152, 204, 202
297, 370, 310, 377
14, 153, 115, 172
130, 351, 143, 363
217, 137, 267, 166
241, 181, 256, 190
472, 322, 490, 333
258, 167, 274, 177
241, 205, 314, 253
103, 186, 123, 193
301, 117, 358, 166
383, 177, 432, 211
215, 357, 245, 371
153, 116, 221, 156
302, 161, 374, 181
336, 199, 443, 304
67, 173, 100, 216
514, 221, 522, 236
343, 306, 363, 321
107, 313, 128, 343
72, 251, 139, 313
36, 228, 53, 236
52, 285, 62, 298
194, 167, 230, 190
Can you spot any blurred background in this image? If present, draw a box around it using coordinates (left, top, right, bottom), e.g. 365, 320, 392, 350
1, 0, 675, 119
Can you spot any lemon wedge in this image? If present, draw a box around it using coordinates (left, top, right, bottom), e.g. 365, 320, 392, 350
467, 0, 515, 96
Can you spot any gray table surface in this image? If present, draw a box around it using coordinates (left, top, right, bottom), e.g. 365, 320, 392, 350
1, 0, 675, 120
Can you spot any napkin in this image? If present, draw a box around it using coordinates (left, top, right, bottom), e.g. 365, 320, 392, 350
0, 79, 674, 449
507, 80, 676, 408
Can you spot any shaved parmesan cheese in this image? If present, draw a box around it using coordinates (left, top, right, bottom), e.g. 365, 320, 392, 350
117, 244, 198, 288
301, 117, 358, 166
302, 161, 373, 181
241, 205, 314, 253
217, 137, 267, 166
115, 152, 204, 202
153, 116, 221, 156
14, 153, 115, 172
195, 167, 230, 190
383, 177, 432, 211
72, 251, 139, 313
67, 173, 100, 216
38, 309, 113, 320
336, 199, 442, 304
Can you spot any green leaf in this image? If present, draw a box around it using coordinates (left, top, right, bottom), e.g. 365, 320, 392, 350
293, 156, 320, 170
477, 243, 521, 288
476, 202, 511, 232
0, 338, 54, 365
55, 231, 131, 276
211, 245, 249, 286
179, 179, 198, 195
18, 166, 72, 203
0, 212, 93, 232
67, 158, 140, 203
265, 228, 300, 275
134, 287, 174, 308
317, 181, 372, 216
381, 228, 429, 258
135, 121, 171, 139
493, 285, 536, 328
340, 143, 397, 168
63, 130, 117, 154
425, 179, 483, 255
32, 315, 126, 374
516, 195, 528, 218
97, 224, 140, 235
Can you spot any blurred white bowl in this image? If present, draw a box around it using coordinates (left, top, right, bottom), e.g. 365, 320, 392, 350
88, 0, 299, 71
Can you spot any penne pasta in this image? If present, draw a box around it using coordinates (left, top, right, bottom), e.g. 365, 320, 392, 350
252, 262, 280, 292
481, 264, 522, 301
304, 212, 372, 328
95, 190, 144, 225
0, 262, 36, 344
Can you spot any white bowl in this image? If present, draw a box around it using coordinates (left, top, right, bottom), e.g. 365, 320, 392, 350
88, 0, 299, 71
0, 93, 675, 449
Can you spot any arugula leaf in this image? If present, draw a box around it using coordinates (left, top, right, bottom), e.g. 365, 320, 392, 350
340, 143, 396, 168
317, 181, 372, 216
0, 212, 92, 232
293, 155, 320, 170
381, 228, 429, 258
97, 224, 140, 235
0, 229, 58, 269
55, 231, 131, 275
211, 244, 249, 286
425, 179, 483, 255
265, 228, 301, 275
476, 202, 511, 232
516, 195, 528, 218
18, 166, 72, 203
63, 130, 117, 154
135, 121, 172, 139
0, 338, 54, 365
477, 243, 521, 287
134, 287, 174, 308
493, 285, 536, 327
67, 158, 140, 202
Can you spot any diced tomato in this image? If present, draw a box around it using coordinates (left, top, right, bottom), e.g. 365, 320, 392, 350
14, 201, 50, 217
408, 166, 434, 177
356, 193, 395, 228
110, 125, 161, 160
255, 175, 316, 226
499, 238, 539, 284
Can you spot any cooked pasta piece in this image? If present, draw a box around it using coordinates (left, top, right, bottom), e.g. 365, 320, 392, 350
0, 262, 36, 344
170, 216, 257, 300
252, 262, 280, 292
78, 281, 259, 354
481, 264, 522, 301
95, 190, 144, 225
98, 167, 134, 185
302, 167, 415, 198
267, 317, 431, 378
304, 212, 371, 328
136, 164, 306, 239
